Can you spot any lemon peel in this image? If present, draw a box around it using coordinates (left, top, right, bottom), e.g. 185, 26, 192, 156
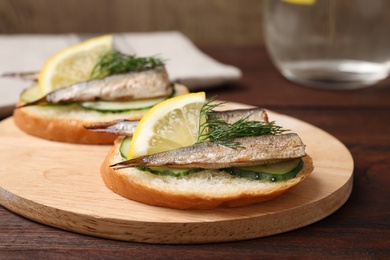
38, 34, 113, 95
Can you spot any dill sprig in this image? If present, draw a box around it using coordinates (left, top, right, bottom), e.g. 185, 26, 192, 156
197, 97, 225, 142
90, 51, 165, 79
197, 98, 287, 148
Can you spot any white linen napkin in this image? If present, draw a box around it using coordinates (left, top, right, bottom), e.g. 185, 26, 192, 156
115, 32, 242, 88
0, 32, 241, 118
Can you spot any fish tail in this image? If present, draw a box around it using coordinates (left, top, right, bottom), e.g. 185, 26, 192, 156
2, 71, 39, 81
110, 157, 145, 169
84, 120, 121, 131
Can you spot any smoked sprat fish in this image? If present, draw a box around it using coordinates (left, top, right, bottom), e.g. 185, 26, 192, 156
18, 66, 171, 108
86, 119, 140, 136
85, 107, 269, 136
111, 133, 306, 169
207, 107, 268, 124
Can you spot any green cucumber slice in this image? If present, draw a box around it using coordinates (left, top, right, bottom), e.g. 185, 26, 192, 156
81, 96, 168, 113
119, 136, 132, 158
137, 166, 202, 177
237, 159, 301, 175
20, 85, 44, 103
223, 159, 303, 182
20, 85, 71, 107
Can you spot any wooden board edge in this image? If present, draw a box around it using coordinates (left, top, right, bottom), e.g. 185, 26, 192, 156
0, 173, 353, 244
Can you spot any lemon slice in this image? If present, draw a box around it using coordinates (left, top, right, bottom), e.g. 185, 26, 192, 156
38, 34, 113, 95
128, 92, 206, 159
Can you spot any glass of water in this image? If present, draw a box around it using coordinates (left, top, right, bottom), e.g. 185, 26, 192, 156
263, 0, 390, 89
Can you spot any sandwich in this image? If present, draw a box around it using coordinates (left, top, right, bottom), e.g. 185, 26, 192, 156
10, 35, 189, 144
96, 93, 314, 209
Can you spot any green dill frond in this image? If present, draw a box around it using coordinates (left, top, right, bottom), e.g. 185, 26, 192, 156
197, 97, 226, 143
197, 98, 287, 148
90, 51, 165, 79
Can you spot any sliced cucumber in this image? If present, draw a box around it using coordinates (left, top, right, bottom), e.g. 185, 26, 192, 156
120, 136, 132, 158
20, 84, 44, 103
237, 159, 301, 175
20, 85, 72, 107
137, 166, 202, 177
138, 161, 303, 180
223, 159, 303, 182
81, 96, 168, 113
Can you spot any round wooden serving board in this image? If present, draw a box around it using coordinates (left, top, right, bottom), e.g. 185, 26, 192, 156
0, 105, 353, 244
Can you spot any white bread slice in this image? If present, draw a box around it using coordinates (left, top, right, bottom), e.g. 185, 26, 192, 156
13, 84, 189, 144
100, 136, 314, 209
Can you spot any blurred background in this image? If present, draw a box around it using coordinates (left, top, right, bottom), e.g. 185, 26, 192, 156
0, 0, 263, 45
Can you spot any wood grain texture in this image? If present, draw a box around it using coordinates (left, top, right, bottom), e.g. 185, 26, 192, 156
0, 108, 353, 244
0, 0, 263, 44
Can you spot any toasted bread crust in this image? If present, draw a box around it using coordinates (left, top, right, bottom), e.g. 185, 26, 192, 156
13, 106, 118, 144
100, 137, 314, 209
13, 84, 189, 144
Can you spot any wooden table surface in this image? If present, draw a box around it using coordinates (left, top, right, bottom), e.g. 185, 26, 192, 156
1, 44, 389, 259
